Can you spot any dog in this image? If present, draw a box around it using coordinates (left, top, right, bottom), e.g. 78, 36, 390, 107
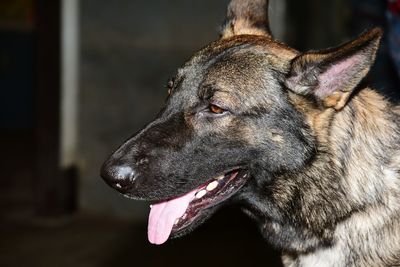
101, 0, 400, 266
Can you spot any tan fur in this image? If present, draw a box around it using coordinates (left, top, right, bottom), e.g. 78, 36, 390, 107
221, 18, 270, 38
212, 31, 400, 266
285, 88, 400, 266
217, 6, 400, 264
218, 2, 400, 265
394, 105, 400, 115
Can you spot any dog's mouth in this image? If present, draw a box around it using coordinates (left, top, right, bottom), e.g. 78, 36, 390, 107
147, 169, 249, 245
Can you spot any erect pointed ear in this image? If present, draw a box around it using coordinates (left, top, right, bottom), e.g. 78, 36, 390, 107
221, 0, 271, 38
285, 28, 382, 110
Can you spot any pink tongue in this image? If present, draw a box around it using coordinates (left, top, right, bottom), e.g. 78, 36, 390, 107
148, 189, 197, 245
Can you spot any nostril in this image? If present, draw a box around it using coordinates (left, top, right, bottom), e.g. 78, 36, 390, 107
101, 164, 137, 191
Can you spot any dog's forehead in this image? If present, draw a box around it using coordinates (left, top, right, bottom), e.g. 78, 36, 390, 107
172, 36, 297, 107
191, 35, 297, 71
201, 49, 274, 94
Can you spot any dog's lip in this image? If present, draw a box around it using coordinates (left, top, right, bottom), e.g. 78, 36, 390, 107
169, 168, 250, 236
147, 167, 246, 204
144, 166, 246, 204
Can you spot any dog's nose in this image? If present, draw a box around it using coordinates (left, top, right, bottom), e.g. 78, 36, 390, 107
101, 164, 136, 192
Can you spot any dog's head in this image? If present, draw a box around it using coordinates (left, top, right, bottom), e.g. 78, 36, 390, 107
101, 0, 381, 245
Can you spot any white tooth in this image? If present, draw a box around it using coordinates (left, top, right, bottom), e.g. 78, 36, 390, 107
206, 180, 219, 191
216, 175, 224, 180
174, 219, 179, 225
243, 174, 247, 178
150, 205, 153, 208
116, 183, 122, 189
195, 189, 207, 199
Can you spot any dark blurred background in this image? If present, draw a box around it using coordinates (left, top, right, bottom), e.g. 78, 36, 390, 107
1, 0, 399, 266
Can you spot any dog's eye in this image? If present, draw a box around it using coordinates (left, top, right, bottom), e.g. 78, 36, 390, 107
209, 104, 225, 114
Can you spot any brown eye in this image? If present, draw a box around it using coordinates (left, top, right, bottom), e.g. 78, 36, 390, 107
209, 104, 225, 114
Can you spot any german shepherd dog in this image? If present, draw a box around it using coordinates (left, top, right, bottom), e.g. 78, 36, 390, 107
101, 0, 400, 266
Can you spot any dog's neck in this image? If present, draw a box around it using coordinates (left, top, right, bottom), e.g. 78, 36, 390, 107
243, 89, 400, 264
325, 89, 400, 205
270, 88, 400, 265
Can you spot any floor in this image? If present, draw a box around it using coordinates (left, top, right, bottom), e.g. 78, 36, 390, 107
0, 208, 282, 267
0, 130, 34, 217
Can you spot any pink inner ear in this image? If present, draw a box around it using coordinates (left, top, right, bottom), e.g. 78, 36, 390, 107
315, 54, 363, 99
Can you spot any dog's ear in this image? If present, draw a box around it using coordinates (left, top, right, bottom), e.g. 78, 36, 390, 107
221, 0, 271, 38
285, 28, 382, 110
